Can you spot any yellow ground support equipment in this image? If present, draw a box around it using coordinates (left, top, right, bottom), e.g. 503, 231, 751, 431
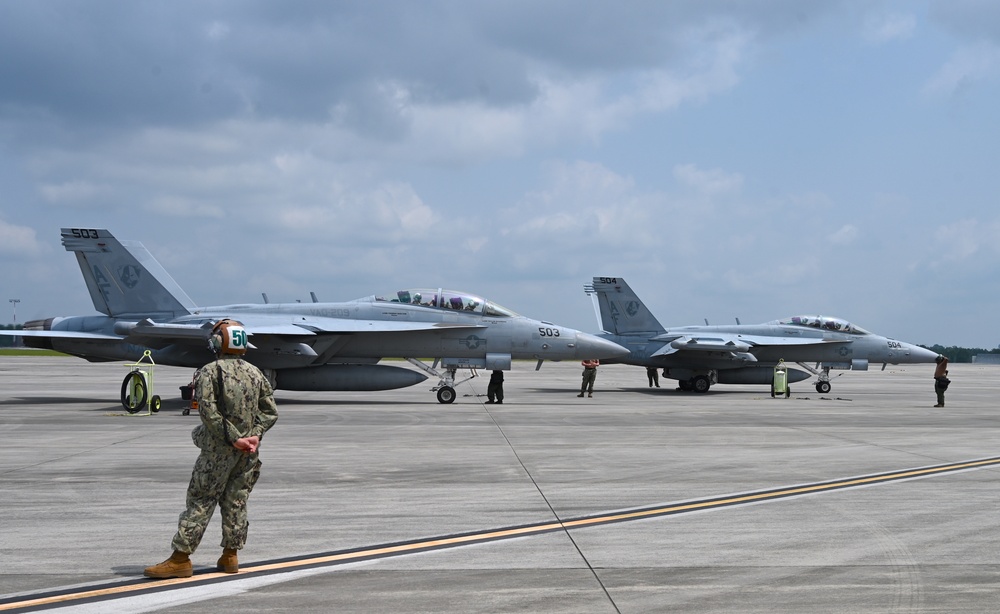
771, 359, 790, 398
121, 350, 161, 414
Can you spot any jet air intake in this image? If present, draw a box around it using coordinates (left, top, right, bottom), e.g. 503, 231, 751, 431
442, 353, 512, 370
820, 359, 869, 371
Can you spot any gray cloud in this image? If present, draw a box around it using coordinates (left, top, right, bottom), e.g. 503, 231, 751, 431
2, 0, 999, 347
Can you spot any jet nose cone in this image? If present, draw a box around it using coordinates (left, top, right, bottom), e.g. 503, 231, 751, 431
575, 332, 630, 360
909, 344, 942, 363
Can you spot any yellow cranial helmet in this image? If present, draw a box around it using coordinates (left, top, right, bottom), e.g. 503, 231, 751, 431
209, 319, 249, 355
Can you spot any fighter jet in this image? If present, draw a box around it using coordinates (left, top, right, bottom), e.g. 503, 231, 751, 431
585, 276, 939, 394
1, 228, 628, 408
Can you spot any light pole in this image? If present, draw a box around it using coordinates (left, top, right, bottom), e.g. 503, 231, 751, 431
9, 299, 20, 347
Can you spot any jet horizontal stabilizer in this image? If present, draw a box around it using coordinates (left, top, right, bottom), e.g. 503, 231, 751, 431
116, 319, 213, 340
649, 345, 680, 357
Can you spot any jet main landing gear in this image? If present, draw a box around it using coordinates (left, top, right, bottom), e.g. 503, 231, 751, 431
677, 371, 716, 393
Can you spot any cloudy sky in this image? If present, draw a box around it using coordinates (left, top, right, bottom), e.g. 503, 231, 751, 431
2, 1, 998, 347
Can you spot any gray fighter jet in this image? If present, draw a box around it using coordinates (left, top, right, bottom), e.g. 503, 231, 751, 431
1, 228, 628, 406
585, 276, 939, 394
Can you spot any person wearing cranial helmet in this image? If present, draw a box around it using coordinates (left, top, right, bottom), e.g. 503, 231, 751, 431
145, 318, 278, 579
208, 319, 250, 355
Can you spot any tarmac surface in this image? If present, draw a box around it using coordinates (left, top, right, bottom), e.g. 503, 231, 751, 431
1, 354, 999, 613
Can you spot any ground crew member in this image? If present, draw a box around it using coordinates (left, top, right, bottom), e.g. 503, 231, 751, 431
933, 355, 950, 408
578, 358, 600, 397
145, 319, 279, 578
646, 366, 660, 388
486, 370, 504, 404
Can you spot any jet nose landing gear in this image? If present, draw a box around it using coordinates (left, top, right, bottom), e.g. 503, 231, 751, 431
436, 386, 456, 404
814, 365, 833, 394
405, 358, 477, 404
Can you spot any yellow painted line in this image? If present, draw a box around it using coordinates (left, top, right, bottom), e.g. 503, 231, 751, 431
562, 455, 1000, 528
3, 455, 999, 612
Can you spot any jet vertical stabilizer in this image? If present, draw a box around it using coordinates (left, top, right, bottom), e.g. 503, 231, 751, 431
587, 276, 665, 336
61, 227, 196, 319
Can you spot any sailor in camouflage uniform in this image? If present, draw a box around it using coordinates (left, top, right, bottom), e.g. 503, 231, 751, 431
145, 319, 279, 578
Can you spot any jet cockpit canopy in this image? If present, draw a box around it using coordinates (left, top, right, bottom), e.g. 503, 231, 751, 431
774, 315, 870, 335
377, 289, 520, 318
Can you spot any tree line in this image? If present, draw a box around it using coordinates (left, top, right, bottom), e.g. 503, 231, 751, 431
921, 345, 1000, 364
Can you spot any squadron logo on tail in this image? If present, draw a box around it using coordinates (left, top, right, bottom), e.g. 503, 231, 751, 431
118, 265, 141, 289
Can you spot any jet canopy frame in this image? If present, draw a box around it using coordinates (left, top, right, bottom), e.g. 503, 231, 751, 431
773, 315, 871, 336
377, 289, 520, 318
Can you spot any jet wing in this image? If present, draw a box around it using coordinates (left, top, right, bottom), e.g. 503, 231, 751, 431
121, 314, 486, 341
285, 319, 486, 335
101, 315, 490, 359
651, 333, 847, 357
0, 330, 121, 340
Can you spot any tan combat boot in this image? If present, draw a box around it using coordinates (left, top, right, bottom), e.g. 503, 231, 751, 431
144, 550, 192, 579
217, 548, 239, 573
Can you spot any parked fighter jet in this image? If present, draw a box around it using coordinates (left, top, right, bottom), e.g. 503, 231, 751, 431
585, 276, 939, 394
1, 228, 628, 407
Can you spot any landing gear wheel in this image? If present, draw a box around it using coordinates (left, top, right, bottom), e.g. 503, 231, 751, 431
816, 381, 831, 394
121, 371, 148, 413
436, 386, 456, 404
150, 395, 162, 413
692, 376, 711, 394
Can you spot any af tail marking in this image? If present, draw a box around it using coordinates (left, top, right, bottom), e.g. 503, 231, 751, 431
586, 276, 665, 336
61, 228, 196, 319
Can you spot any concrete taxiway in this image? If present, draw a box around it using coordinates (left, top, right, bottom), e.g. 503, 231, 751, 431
1, 355, 999, 613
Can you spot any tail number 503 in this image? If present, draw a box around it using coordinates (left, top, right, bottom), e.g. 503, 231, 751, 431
539, 327, 561, 337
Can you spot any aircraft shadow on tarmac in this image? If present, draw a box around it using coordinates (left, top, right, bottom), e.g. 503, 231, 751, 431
526, 386, 742, 396
0, 396, 128, 408
271, 397, 451, 407
0, 396, 196, 414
